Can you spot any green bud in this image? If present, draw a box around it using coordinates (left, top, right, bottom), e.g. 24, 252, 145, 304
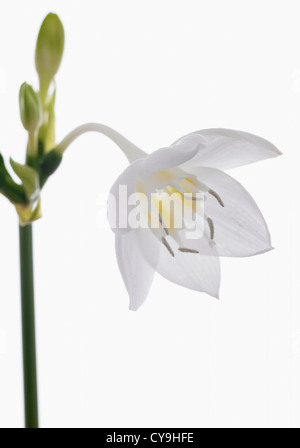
35, 13, 65, 95
19, 83, 41, 133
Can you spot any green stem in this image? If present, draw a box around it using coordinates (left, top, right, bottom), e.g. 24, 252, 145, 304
27, 131, 39, 158
19, 224, 39, 429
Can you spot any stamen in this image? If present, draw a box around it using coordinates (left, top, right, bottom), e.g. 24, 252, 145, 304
158, 213, 169, 235
183, 192, 205, 203
208, 189, 224, 207
207, 217, 215, 240
191, 195, 204, 202
162, 237, 175, 257
178, 247, 199, 254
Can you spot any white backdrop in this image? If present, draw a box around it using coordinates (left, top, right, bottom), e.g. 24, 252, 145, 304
0, 0, 299, 428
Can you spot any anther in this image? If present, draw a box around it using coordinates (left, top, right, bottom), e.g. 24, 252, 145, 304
207, 217, 215, 240
191, 195, 204, 202
178, 247, 199, 254
159, 213, 169, 235
208, 189, 224, 207
162, 236, 175, 257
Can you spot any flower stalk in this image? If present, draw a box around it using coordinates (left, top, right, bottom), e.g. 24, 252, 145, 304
56, 123, 147, 163
19, 224, 39, 429
27, 131, 39, 158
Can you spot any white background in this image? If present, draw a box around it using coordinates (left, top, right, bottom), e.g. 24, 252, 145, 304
0, 0, 299, 429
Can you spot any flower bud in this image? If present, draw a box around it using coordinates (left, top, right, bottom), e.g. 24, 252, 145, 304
35, 13, 65, 95
19, 83, 41, 133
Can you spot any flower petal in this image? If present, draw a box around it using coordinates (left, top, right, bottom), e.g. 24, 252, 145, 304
173, 129, 281, 171
136, 228, 220, 299
108, 159, 143, 234
115, 230, 158, 310
186, 167, 272, 257
138, 134, 205, 181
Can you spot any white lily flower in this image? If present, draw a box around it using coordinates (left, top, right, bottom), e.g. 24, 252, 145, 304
107, 129, 281, 311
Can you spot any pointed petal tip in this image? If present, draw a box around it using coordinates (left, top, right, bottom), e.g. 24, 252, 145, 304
129, 298, 143, 312
212, 291, 220, 301
230, 246, 274, 258
129, 306, 138, 312
129, 303, 139, 312
203, 289, 220, 301
252, 246, 275, 257
273, 147, 283, 157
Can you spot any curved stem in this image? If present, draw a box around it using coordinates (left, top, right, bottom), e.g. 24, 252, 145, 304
56, 123, 147, 163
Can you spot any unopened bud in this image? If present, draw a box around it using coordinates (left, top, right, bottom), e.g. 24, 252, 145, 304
35, 13, 65, 95
19, 83, 41, 133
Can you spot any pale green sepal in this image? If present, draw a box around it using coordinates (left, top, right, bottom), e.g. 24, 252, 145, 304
16, 198, 42, 226
30, 198, 42, 222
10, 159, 40, 202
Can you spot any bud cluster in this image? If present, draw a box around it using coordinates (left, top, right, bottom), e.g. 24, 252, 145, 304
0, 13, 65, 225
